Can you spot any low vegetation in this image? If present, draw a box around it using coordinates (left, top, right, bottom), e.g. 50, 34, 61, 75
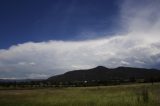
0, 83, 160, 106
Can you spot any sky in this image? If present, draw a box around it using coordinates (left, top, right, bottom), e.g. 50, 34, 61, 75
0, 0, 160, 79
0, 0, 120, 48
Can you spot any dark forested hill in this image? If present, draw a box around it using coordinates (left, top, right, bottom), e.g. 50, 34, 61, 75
1, 66, 160, 87
48, 66, 160, 83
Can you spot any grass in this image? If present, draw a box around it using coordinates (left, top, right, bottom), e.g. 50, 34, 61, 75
0, 83, 160, 106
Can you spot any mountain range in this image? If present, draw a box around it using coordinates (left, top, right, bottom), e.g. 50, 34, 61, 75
48, 66, 160, 83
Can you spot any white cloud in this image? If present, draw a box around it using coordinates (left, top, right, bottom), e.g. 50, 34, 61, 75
0, 0, 160, 79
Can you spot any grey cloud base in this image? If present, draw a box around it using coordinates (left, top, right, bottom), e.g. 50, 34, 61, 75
0, 35, 160, 79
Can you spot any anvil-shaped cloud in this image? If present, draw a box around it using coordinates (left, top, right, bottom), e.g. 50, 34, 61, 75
0, 0, 160, 79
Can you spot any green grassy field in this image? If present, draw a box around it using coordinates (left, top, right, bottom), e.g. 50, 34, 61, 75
0, 83, 160, 106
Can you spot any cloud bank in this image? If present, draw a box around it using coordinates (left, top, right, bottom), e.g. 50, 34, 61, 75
0, 0, 160, 79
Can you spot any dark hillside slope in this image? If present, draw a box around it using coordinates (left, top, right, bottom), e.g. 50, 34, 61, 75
48, 66, 160, 82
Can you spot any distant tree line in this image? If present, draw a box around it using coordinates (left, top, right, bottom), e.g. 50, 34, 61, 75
0, 76, 160, 88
